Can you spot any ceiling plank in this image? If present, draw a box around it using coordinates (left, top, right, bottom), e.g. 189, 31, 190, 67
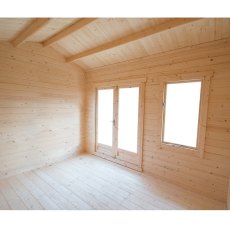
11, 18, 50, 47
66, 18, 202, 63
42, 18, 97, 47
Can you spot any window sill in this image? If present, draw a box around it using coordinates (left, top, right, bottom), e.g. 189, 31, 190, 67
160, 142, 204, 158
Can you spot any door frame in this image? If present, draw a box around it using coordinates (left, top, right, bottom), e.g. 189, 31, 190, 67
94, 78, 146, 171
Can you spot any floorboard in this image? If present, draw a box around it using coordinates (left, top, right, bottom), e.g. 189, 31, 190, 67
0, 154, 226, 210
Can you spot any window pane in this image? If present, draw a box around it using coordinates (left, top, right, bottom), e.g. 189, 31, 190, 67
118, 87, 139, 153
163, 81, 201, 148
97, 89, 114, 146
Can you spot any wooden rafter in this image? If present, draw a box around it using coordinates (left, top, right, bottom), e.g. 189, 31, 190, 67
66, 18, 202, 63
11, 18, 50, 47
42, 18, 97, 46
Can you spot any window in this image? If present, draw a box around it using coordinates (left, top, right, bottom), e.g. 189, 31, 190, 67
162, 81, 202, 149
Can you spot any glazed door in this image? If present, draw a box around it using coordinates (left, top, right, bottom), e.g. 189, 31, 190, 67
96, 83, 144, 170
96, 88, 115, 157
116, 86, 141, 165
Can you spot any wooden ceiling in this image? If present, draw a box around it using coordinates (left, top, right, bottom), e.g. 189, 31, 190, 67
0, 18, 230, 70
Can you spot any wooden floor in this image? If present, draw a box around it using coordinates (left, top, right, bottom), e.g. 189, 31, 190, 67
0, 154, 226, 210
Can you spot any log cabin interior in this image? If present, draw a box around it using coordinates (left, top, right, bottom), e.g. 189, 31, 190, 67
0, 17, 230, 211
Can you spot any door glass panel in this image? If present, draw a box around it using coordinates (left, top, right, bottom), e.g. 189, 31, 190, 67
118, 87, 139, 153
97, 89, 114, 146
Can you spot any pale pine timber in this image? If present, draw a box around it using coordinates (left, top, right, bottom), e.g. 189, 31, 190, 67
0, 42, 86, 179
11, 18, 50, 47
42, 18, 97, 46
66, 18, 201, 62
85, 37, 230, 204
0, 155, 225, 210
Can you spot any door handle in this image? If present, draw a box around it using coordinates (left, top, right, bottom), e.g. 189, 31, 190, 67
109, 120, 115, 126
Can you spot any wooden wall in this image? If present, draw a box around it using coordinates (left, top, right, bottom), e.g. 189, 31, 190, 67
86, 38, 230, 204
0, 42, 86, 179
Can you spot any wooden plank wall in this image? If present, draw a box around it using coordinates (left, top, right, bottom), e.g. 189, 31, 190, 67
0, 42, 86, 179
86, 38, 230, 204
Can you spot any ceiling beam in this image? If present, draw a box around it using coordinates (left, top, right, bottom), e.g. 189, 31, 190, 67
42, 18, 97, 47
11, 18, 50, 47
66, 18, 202, 63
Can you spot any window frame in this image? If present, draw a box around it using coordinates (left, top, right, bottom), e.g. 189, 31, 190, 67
162, 79, 202, 150
159, 72, 212, 158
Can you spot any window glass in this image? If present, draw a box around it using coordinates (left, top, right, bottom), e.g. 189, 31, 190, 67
163, 81, 201, 148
